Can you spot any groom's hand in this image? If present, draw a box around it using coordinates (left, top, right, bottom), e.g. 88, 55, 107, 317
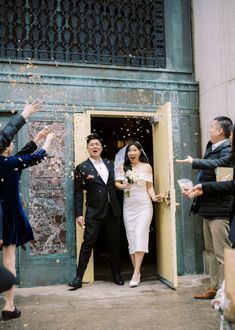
76, 216, 85, 228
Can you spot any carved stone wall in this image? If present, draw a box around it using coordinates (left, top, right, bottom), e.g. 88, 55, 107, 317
0, 60, 201, 275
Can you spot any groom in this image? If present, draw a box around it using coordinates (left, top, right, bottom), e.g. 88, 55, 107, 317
68, 133, 124, 289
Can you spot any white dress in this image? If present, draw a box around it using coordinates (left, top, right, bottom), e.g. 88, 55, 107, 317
116, 170, 153, 254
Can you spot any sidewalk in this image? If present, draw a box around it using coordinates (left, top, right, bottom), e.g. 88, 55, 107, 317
0, 275, 221, 330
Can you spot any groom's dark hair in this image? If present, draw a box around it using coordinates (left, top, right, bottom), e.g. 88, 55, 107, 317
86, 133, 103, 145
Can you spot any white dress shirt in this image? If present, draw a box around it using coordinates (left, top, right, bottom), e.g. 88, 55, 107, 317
211, 139, 228, 151
89, 157, 109, 184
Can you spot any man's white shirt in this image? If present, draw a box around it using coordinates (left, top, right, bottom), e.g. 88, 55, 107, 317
89, 157, 109, 184
211, 139, 228, 151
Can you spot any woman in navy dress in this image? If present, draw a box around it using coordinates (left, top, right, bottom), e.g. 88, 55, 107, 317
0, 100, 42, 307
0, 131, 55, 321
0, 100, 43, 246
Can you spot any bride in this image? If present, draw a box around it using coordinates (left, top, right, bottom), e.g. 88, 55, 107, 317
115, 141, 162, 287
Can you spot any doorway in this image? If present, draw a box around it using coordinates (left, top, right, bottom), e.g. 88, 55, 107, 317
90, 116, 157, 281
74, 103, 177, 288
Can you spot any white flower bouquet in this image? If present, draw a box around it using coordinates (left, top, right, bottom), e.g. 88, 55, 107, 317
124, 170, 139, 197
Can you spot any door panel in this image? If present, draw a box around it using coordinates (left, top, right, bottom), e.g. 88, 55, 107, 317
18, 115, 76, 287
73, 108, 177, 286
73, 111, 152, 283
74, 113, 94, 283
152, 102, 177, 289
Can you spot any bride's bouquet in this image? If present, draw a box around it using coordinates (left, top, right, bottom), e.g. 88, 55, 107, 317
124, 170, 139, 197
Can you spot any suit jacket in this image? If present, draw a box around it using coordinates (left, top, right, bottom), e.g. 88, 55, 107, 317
202, 180, 235, 244
15, 140, 37, 157
74, 158, 121, 220
191, 139, 233, 217
192, 153, 232, 170
0, 114, 26, 153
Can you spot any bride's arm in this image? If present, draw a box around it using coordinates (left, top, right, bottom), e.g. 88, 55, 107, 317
147, 181, 163, 202
145, 164, 163, 202
115, 180, 129, 190
115, 180, 124, 190
147, 181, 157, 201
114, 165, 129, 190
145, 164, 157, 201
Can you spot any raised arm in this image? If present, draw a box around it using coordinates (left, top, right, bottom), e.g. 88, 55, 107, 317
176, 153, 232, 170
16, 126, 52, 156
0, 115, 26, 152
21, 100, 43, 120
0, 100, 43, 152
15, 141, 37, 156
192, 153, 232, 169
8, 132, 55, 170
42, 132, 55, 153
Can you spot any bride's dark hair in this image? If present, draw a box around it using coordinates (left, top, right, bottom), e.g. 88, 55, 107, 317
123, 141, 149, 173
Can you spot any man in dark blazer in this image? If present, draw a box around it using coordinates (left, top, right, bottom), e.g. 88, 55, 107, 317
178, 116, 233, 299
68, 133, 124, 289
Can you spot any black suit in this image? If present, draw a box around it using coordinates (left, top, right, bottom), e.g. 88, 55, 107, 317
74, 158, 122, 278
191, 139, 232, 216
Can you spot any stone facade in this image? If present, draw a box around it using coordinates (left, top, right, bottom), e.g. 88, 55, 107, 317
0, 0, 204, 286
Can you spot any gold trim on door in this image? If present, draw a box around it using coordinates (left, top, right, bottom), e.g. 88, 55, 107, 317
152, 102, 178, 289
74, 113, 93, 283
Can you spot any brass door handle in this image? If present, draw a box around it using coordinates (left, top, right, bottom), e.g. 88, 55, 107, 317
158, 191, 179, 207
164, 190, 170, 206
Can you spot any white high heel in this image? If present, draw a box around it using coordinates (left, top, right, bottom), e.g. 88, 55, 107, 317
129, 274, 141, 287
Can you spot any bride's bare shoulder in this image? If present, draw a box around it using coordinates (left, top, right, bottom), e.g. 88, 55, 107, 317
141, 163, 152, 172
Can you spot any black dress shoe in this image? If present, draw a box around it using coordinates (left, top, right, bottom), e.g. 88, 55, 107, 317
113, 273, 124, 285
2, 307, 21, 321
68, 276, 82, 290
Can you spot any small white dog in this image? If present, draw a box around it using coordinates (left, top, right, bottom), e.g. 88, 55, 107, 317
211, 281, 235, 330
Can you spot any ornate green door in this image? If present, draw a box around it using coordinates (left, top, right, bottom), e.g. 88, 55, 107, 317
17, 113, 76, 287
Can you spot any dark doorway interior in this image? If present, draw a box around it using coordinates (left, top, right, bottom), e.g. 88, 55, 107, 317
90, 116, 157, 281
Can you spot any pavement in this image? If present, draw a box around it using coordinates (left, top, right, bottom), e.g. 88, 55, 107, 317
0, 274, 226, 330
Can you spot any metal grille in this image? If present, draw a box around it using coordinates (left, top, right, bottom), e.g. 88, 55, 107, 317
0, 0, 165, 68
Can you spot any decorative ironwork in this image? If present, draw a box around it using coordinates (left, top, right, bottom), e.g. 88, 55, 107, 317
0, 0, 165, 68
